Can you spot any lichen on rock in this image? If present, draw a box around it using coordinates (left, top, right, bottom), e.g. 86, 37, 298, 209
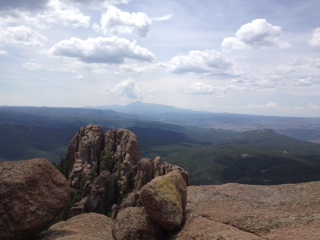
140, 169, 187, 231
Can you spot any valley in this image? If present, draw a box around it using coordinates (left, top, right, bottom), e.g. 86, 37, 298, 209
1, 103, 320, 185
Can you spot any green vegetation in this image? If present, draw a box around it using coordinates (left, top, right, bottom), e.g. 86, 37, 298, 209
143, 130, 320, 185
1, 106, 320, 186
99, 176, 120, 216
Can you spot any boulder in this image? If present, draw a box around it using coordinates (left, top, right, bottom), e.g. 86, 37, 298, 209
169, 182, 320, 240
0, 158, 69, 240
140, 170, 187, 231
37, 213, 113, 240
112, 207, 164, 240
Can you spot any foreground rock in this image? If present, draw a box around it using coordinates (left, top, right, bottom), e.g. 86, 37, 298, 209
113, 207, 164, 240
169, 182, 320, 240
140, 170, 187, 231
0, 158, 69, 240
37, 213, 113, 240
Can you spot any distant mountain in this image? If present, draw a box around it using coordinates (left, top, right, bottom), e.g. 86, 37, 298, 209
87, 101, 195, 115
88, 101, 320, 142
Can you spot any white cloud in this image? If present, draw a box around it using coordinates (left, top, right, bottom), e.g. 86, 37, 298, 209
276, 57, 320, 79
295, 78, 313, 86
185, 82, 246, 95
119, 63, 161, 74
22, 61, 44, 70
75, 74, 84, 80
248, 102, 279, 109
102, 0, 132, 6
309, 28, 320, 47
44, 0, 90, 28
152, 14, 173, 22
95, 5, 151, 37
0, 0, 90, 29
185, 82, 216, 95
106, 78, 142, 98
309, 103, 320, 110
169, 49, 235, 76
222, 19, 291, 51
69, 0, 132, 10
0, 25, 46, 46
0, 50, 7, 55
120, 64, 149, 73
49, 36, 156, 64
222, 84, 246, 92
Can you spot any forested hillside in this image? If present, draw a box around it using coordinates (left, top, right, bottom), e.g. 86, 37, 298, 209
1, 106, 320, 185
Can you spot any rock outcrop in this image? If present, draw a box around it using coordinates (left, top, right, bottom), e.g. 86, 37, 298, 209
67, 127, 142, 216
67, 124, 105, 187
0, 158, 69, 240
112, 207, 164, 240
169, 182, 320, 240
66, 125, 189, 218
140, 169, 187, 231
37, 213, 113, 240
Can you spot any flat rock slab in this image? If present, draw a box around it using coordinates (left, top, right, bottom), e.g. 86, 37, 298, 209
169, 182, 320, 240
0, 158, 69, 240
37, 213, 114, 240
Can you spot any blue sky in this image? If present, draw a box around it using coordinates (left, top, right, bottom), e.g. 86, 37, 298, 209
0, 0, 320, 117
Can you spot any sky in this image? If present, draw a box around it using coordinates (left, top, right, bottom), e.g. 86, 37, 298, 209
0, 0, 320, 117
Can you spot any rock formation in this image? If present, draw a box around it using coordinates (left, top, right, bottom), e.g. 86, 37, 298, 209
66, 125, 189, 218
67, 124, 105, 187
37, 213, 113, 240
0, 158, 69, 240
112, 207, 164, 240
140, 169, 187, 231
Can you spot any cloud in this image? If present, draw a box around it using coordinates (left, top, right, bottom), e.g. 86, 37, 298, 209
22, 61, 45, 70
184, 82, 246, 95
309, 28, 320, 47
68, 0, 131, 10
185, 82, 216, 95
295, 78, 313, 86
152, 14, 173, 22
276, 57, 320, 80
106, 78, 142, 98
43, 0, 90, 28
0, 50, 8, 56
309, 103, 320, 110
102, 0, 132, 6
0, 25, 46, 46
0, 0, 90, 29
0, 0, 49, 11
248, 102, 279, 109
95, 5, 151, 38
222, 19, 291, 51
49, 36, 156, 64
119, 64, 149, 73
169, 49, 235, 76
